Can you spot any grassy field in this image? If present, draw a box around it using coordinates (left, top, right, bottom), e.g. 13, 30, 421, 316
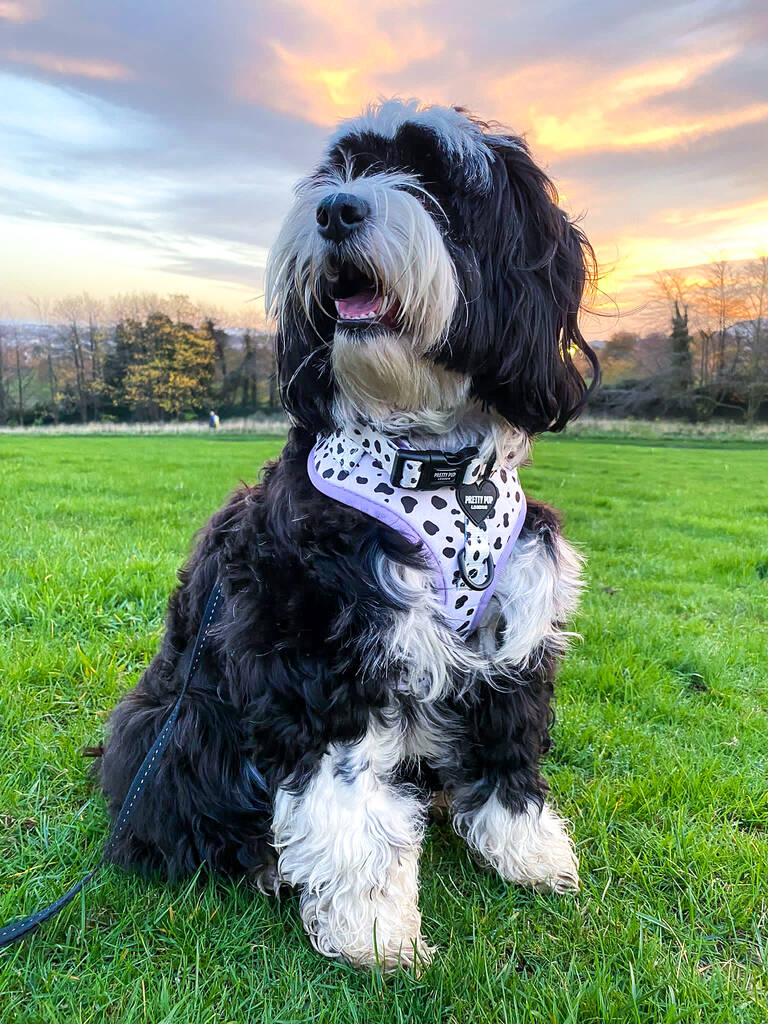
0, 433, 766, 1023
3, 414, 768, 444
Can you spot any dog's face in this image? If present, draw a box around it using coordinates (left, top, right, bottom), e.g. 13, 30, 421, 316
266, 99, 598, 435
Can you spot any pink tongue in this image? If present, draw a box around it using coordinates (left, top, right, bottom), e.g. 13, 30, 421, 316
335, 289, 382, 318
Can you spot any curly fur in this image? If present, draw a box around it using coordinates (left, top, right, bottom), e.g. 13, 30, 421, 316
99, 99, 598, 970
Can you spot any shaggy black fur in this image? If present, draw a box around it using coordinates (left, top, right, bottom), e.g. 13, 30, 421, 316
100, 462, 568, 882
100, 431, 423, 878
100, 107, 597, 889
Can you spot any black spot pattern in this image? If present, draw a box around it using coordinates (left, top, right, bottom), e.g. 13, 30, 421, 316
309, 433, 527, 635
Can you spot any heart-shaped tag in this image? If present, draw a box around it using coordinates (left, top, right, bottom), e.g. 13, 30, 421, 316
456, 479, 499, 527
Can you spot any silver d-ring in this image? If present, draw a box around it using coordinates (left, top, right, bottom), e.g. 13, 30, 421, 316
457, 547, 495, 591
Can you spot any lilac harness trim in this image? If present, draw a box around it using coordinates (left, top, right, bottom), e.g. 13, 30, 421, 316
307, 427, 527, 637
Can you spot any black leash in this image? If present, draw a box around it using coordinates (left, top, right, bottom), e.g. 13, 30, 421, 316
0, 581, 223, 950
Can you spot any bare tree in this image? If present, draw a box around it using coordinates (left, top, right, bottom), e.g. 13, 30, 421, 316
695, 260, 747, 392
54, 293, 100, 423
653, 268, 691, 312
167, 293, 199, 324
83, 295, 105, 418
742, 253, 768, 423
7, 325, 34, 426
28, 295, 60, 422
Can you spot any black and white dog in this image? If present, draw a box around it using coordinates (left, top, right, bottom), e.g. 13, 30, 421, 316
100, 99, 598, 970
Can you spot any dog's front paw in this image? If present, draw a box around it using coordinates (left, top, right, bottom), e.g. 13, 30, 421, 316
456, 797, 580, 894
516, 811, 580, 894
300, 886, 434, 972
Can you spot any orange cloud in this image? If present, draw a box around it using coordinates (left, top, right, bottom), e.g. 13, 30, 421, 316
237, 0, 443, 124
485, 48, 764, 155
612, 49, 737, 96
238, 8, 755, 162
534, 101, 768, 154
663, 196, 768, 227
238, 9, 762, 163
612, 206, 768, 281
233, 11, 767, 332
5, 49, 132, 80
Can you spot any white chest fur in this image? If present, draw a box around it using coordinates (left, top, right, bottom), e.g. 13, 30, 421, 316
368, 519, 583, 709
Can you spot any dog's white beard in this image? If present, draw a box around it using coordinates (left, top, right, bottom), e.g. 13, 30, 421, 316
332, 331, 472, 432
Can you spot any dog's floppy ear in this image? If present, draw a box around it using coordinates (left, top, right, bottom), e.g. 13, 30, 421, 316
445, 134, 599, 434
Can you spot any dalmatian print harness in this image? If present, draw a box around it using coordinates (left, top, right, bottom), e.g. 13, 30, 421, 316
307, 425, 527, 636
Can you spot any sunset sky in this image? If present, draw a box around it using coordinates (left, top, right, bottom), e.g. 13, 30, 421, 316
1, 0, 766, 337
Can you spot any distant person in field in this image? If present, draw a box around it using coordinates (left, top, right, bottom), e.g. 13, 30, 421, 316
208, 410, 220, 429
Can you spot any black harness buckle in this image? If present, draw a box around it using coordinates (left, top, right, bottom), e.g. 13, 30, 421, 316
458, 548, 495, 591
390, 446, 479, 490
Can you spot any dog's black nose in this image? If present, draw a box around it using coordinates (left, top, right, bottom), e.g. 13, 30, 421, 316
316, 193, 369, 242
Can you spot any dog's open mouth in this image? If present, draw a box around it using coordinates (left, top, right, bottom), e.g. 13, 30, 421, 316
329, 261, 399, 329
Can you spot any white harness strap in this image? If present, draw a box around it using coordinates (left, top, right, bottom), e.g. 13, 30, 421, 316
308, 425, 527, 637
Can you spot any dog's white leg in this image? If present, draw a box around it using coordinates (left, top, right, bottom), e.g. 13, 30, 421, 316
272, 723, 431, 970
454, 794, 579, 893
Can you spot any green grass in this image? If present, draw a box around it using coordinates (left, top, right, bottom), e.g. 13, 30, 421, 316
1, 433, 767, 1023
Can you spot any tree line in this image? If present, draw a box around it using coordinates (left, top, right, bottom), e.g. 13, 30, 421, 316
0, 294, 279, 426
2, 255, 767, 426
594, 254, 768, 422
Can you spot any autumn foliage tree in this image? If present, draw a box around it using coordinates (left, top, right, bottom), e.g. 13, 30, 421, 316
120, 313, 215, 419
0, 293, 283, 425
